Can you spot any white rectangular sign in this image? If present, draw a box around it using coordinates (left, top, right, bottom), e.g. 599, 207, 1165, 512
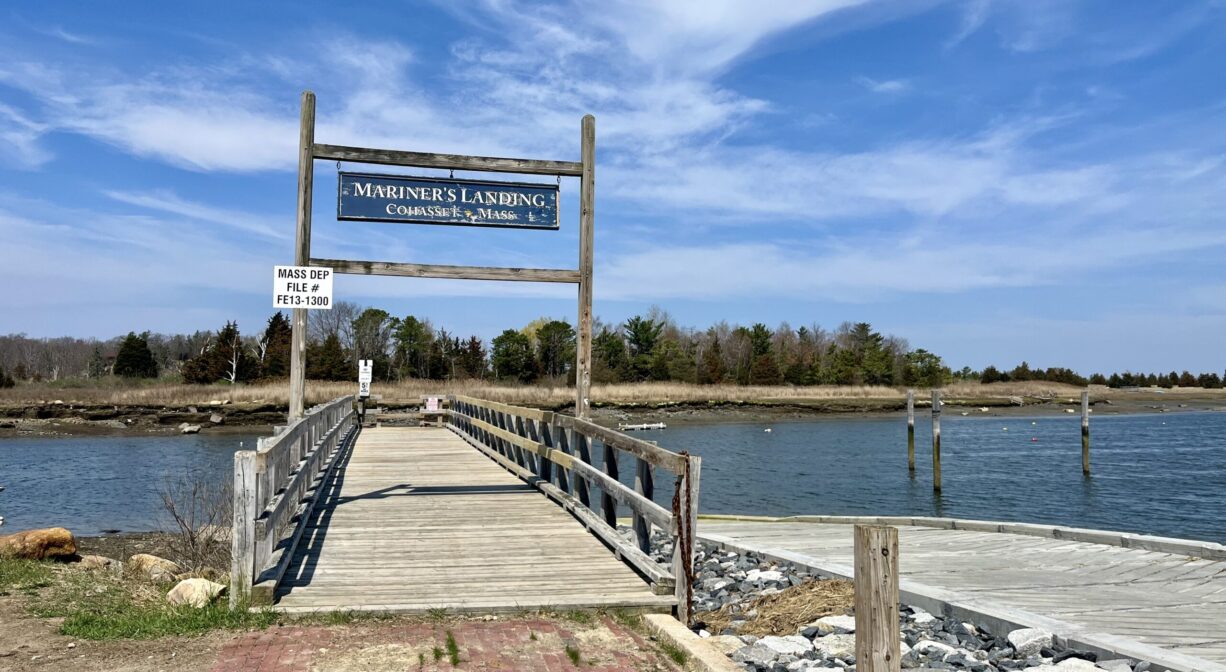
358, 359, 372, 384
273, 265, 333, 310
358, 380, 371, 398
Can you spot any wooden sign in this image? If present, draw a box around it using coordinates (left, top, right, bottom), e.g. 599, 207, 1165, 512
337, 172, 559, 230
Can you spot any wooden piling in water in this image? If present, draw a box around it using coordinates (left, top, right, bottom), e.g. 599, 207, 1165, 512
906, 390, 915, 473
1082, 390, 1090, 476
931, 389, 942, 492
854, 524, 901, 672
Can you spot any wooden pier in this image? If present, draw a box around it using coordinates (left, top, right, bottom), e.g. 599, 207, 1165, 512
700, 517, 1226, 672
231, 395, 700, 619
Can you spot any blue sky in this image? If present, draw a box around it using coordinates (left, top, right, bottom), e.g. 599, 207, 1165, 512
2, 1, 1224, 373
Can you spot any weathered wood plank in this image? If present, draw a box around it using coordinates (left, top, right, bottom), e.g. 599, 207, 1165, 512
288, 90, 316, 421
314, 258, 580, 284
312, 143, 583, 176
575, 114, 595, 418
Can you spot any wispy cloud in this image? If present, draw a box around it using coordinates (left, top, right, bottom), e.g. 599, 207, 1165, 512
854, 76, 911, 94
0, 102, 51, 168
945, 0, 990, 49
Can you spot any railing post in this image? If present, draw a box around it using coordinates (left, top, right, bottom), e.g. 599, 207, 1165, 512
931, 389, 942, 493
1081, 389, 1091, 476
601, 439, 619, 528
633, 457, 654, 554
534, 416, 554, 485
672, 454, 701, 625
553, 420, 572, 494
573, 429, 592, 508
854, 524, 901, 672
906, 389, 915, 473
230, 449, 257, 608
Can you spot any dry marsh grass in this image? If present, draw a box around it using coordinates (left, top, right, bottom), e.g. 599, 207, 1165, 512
0, 378, 1133, 408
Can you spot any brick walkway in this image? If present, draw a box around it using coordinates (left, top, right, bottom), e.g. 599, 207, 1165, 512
210, 617, 675, 672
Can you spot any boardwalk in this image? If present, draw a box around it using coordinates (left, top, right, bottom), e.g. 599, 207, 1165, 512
700, 519, 1226, 672
273, 426, 674, 613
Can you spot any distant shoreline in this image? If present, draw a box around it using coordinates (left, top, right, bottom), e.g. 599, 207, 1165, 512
2, 380, 1223, 437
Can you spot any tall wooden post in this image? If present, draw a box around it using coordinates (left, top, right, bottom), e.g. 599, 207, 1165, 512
1081, 390, 1090, 476
575, 115, 595, 419
288, 91, 316, 421
931, 389, 942, 492
673, 454, 701, 625
906, 390, 915, 473
854, 524, 901, 672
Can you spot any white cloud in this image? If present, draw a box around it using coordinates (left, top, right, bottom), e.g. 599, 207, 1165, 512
104, 189, 288, 240
945, 0, 990, 48
0, 103, 52, 168
855, 76, 911, 94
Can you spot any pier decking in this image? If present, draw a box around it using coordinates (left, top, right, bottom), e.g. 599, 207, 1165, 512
272, 426, 675, 613
700, 518, 1226, 672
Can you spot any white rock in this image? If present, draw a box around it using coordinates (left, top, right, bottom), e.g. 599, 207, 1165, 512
808, 614, 856, 635
758, 635, 814, 657
698, 629, 710, 638
127, 553, 182, 582
813, 634, 856, 658
913, 640, 958, 656
166, 578, 226, 608
910, 607, 936, 625
1097, 659, 1134, 672
1007, 628, 1054, 657
746, 569, 784, 583
181, 424, 201, 434
731, 644, 779, 667
1055, 659, 1101, 672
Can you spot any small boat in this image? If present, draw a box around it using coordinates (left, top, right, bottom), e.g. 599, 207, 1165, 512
618, 422, 667, 431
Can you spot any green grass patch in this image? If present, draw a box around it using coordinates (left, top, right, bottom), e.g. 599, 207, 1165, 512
564, 643, 582, 665
607, 608, 642, 631
0, 557, 55, 595
559, 609, 593, 625
5, 557, 276, 640
659, 641, 688, 666
433, 645, 444, 662
445, 630, 461, 665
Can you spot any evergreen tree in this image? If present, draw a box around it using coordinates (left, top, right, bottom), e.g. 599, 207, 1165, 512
749, 353, 783, 385
698, 337, 725, 385
182, 322, 255, 384
592, 327, 628, 383
87, 345, 110, 378
457, 336, 487, 379
491, 329, 535, 382
903, 349, 949, 388
306, 334, 351, 381
392, 316, 433, 379
113, 332, 159, 378
535, 320, 576, 379
0, 366, 14, 388
258, 312, 293, 378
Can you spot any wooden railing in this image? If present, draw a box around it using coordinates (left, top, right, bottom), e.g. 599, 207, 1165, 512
447, 395, 702, 623
230, 395, 358, 606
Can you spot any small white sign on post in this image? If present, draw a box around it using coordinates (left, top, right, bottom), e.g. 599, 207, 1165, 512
358, 359, 372, 398
273, 265, 333, 310
425, 397, 439, 412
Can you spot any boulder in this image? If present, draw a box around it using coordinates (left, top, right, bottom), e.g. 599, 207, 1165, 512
209, 413, 224, 425
1007, 628, 1054, 657
745, 568, 785, 583
706, 635, 746, 656
910, 607, 937, 625
1053, 660, 1100, 672
758, 635, 814, 657
166, 578, 226, 608
181, 424, 201, 434
808, 614, 856, 636
813, 634, 857, 658
128, 553, 182, 581
0, 527, 77, 559
76, 554, 119, 570
731, 643, 781, 667
913, 640, 958, 657
1097, 659, 1134, 672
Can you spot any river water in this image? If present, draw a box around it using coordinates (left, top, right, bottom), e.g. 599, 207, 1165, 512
1, 412, 1222, 542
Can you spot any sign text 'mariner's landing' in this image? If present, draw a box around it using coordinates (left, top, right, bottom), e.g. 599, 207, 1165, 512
337, 172, 559, 230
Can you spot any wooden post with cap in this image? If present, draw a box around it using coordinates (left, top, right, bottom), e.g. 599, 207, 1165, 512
575, 115, 595, 419
288, 90, 315, 421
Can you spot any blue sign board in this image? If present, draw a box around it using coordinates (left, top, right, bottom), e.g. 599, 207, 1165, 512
337, 172, 559, 230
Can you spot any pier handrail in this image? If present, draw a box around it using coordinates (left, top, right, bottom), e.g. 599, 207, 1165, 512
447, 395, 701, 623
230, 395, 358, 606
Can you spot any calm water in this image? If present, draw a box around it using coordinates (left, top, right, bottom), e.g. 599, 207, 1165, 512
644, 411, 1226, 543
1, 412, 1223, 543
0, 433, 263, 535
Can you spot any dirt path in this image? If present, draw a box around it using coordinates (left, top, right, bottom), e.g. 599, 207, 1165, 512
0, 603, 681, 672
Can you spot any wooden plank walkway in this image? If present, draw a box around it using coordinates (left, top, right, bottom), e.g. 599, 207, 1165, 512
273, 426, 674, 614
701, 520, 1226, 671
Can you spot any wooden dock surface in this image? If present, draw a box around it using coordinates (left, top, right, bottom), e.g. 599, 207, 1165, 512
274, 426, 674, 614
700, 520, 1226, 671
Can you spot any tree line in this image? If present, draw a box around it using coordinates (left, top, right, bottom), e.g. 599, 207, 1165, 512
0, 307, 1222, 389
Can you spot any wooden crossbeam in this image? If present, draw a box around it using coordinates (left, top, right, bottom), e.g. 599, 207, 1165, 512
312, 258, 581, 284
313, 143, 583, 176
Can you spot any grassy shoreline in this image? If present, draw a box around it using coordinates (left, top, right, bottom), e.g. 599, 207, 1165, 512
2, 380, 1224, 437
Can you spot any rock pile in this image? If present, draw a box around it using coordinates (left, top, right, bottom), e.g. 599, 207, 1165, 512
643, 535, 1149, 672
